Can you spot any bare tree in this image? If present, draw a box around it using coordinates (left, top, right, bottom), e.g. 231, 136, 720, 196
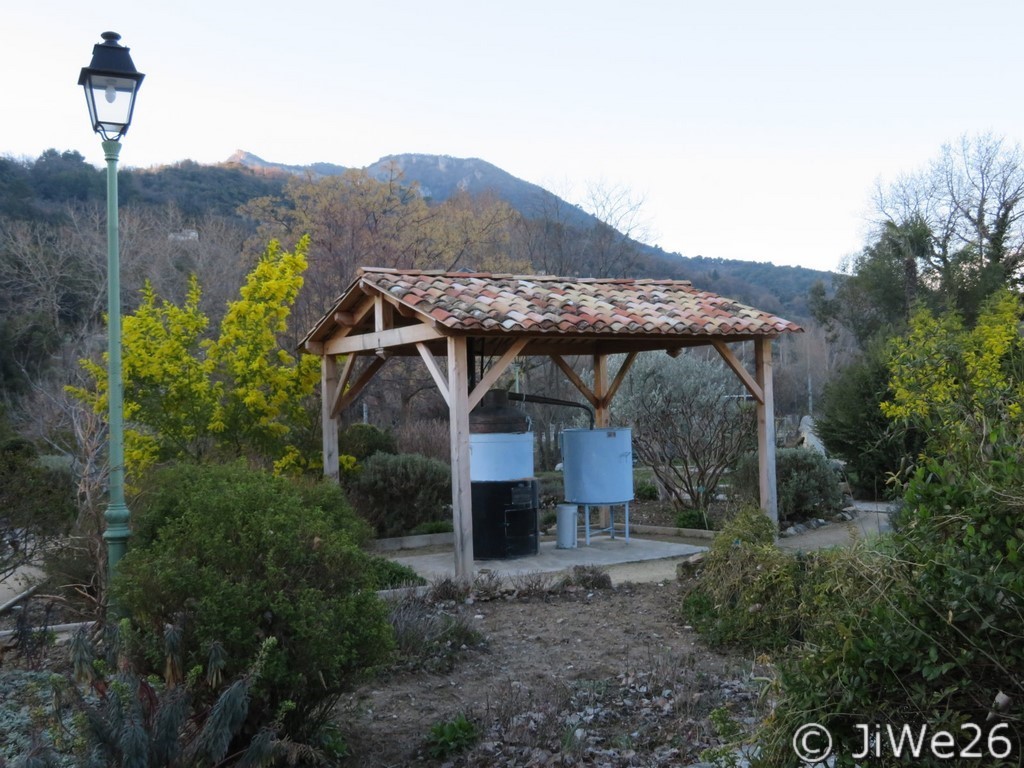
580, 182, 651, 278
16, 343, 112, 614
614, 352, 755, 513
874, 133, 1024, 307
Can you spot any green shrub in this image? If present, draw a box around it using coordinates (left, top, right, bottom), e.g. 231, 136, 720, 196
756, 454, 1024, 763
69, 627, 291, 766
346, 452, 451, 538
426, 713, 478, 759
1, 442, 75, 582
364, 556, 427, 589
113, 462, 394, 744
680, 506, 804, 650
341, 422, 397, 460
409, 519, 454, 535
733, 448, 842, 524
635, 479, 659, 501
675, 507, 709, 530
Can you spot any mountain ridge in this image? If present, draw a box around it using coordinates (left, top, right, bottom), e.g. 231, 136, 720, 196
225, 149, 835, 318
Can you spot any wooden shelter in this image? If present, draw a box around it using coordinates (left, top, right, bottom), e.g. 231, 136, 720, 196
301, 268, 802, 577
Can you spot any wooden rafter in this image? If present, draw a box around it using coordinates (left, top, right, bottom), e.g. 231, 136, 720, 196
335, 356, 387, 415
550, 354, 599, 407
324, 323, 444, 355
329, 354, 358, 418
416, 342, 450, 406
712, 340, 764, 405
468, 339, 530, 411
601, 350, 638, 408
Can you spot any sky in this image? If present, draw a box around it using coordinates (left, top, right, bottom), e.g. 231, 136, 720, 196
6, 0, 1024, 273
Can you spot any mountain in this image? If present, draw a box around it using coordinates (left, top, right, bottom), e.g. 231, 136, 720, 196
227, 149, 596, 228
228, 150, 836, 318
226, 150, 348, 179
0, 149, 835, 320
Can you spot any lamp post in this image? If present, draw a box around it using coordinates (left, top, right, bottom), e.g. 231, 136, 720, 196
79, 32, 144, 583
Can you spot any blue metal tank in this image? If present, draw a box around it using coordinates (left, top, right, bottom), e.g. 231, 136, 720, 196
561, 428, 634, 504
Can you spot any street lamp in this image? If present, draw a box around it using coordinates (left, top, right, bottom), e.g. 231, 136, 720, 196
79, 32, 144, 583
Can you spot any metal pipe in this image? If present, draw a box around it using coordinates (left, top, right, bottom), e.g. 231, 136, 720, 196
506, 391, 595, 430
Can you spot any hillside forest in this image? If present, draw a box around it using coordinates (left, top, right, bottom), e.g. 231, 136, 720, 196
0, 146, 835, 430
2, 135, 1023, 476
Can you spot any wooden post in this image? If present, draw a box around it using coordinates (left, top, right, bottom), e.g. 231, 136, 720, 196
593, 354, 610, 528
447, 336, 474, 578
321, 354, 339, 482
755, 338, 778, 527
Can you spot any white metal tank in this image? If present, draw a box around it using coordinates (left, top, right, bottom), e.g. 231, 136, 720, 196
470, 432, 534, 481
561, 428, 634, 504
469, 390, 534, 481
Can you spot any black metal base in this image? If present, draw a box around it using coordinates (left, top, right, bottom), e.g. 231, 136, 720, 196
471, 479, 539, 560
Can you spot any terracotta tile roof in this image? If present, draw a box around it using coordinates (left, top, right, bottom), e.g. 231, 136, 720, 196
353, 268, 802, 337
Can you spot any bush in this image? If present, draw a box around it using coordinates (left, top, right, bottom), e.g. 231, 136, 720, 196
0, 440, 75, 583
341, 422, 397, 460
426, 713, 478, 759
346, 452, 451, 538
113, 462, 394, 744
754, 454, 1024, 763
815, 338, 924, 498
68, 628, 293, 766
365, 556, 427, 589
680, 506, 804, 650
634, 479, 659, 501
395, 417, 450, 464
675, 507, 709, 530
733, 448, 843, 524
409, 519, 454, 535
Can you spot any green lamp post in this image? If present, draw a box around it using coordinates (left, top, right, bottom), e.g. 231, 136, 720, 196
79, 32, 144, 582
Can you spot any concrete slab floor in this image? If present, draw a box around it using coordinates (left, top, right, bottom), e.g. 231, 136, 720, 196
387, 535, 707, 584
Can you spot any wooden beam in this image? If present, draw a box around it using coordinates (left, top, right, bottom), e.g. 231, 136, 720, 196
393, 302, 417, 319
550, 355, 599, 407
755, 338, 778, 528
593, 354, 609, 428
321, 355, 339, 482
468, 338, 530, 411
335, 356, 387, 415
335, 295, 375, 336
330, 353, 358, 418
324, 323, 444, 355
417, 342, 450, 406
713, 340, 764, 404
447, 336, 474, 578
601, 351, 638, 408
593, 354, 610, 528
374, 294, 393, 332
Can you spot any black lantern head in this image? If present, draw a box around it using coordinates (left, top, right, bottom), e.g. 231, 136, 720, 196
79, 31, 144, 141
